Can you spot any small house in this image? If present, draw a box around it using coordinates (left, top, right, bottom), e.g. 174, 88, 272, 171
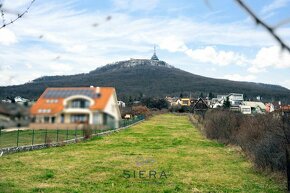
30, 87, 121, 129
191, 98, 209, 115
242, 101, 266, 114
180, 98, 191, 106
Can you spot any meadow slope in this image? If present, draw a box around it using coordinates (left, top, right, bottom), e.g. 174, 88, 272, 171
0, 114, 285, 193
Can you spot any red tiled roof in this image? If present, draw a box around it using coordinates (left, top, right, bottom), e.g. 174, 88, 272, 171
30, 87, 115, 115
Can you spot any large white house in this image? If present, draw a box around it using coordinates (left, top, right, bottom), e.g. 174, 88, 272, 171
30, 87, 121, 129
211, 93, 244, 108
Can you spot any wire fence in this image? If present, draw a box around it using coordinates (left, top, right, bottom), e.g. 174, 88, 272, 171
0, 115, 144, 149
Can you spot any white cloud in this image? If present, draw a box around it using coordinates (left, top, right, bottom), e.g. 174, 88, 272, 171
48, 63, 73, 74
155, 35, 249, 66
185, 46, 248, 66
0, 1, 289, 87
248, 46, 290, 73
223, 74, 256, 82
158, 36, 187, 52
25, 63, 33, 69
261, 0, 290, 14
247, 66, 266, 73
2, 0, 33, 10
0, 28, 17, 45
281, 80, 290, 89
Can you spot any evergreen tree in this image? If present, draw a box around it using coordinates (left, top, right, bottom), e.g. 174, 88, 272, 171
199, 92, 204, 98
128, 96, 133, 105
244, 94, 247, 101
223, 96, 231, 109
138, 92, 143, 100
208, 92, 214, 100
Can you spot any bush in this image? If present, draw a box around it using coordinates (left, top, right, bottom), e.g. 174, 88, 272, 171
202, 109, 290, 173
83, 127, 93, 139
141, 97, 169, 110
132, 105, 152, 118
169, 105, 190, 113
204, 109, 239, 144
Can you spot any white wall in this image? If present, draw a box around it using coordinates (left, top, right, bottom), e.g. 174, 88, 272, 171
103, 92, 121, 128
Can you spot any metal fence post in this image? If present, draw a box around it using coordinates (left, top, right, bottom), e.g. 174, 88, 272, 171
45, 129, 48, 144
66, 128, 69, 140
16, 128, 20, 147
75, 127, 77, 141
32, 129, 35, 145
82, 127, 84, 138
56, 129, 59, 142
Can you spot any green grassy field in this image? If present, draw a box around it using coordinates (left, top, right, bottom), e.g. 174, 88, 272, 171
0, 118, 142, 149
0, 114, 285, 193
0, 129, 88, 148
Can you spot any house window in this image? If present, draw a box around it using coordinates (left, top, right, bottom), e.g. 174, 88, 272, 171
71, 114, 88, 124
61, 114, 64, 123
70, 99, 90, 108
51, 117, 55, 123
31, 117, 36, 123
44, 117, 50, 123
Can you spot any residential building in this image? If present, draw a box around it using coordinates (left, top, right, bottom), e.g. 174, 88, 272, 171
0, 103, 30, 128
213, 93, 243, 108
191, 98, 209, 115
265, 103, 275, 113
118, 101, 126, 108
239, 105, 251, 115
228, 93, 244, 106
180, 98, 191, 106
14, 96, 29, 104
166, 97, 182, 106
281, 105, 290, 117
241, 101, 266, 114
30, 87, 121, 129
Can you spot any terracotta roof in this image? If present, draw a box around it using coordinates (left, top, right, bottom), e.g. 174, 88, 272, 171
30, 87, 115, 115
281, 105, 290, 111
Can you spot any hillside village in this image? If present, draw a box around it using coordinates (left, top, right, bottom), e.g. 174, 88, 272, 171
1, 51, 290, 129
166, 93, 290, 115
1, 91, 290, 130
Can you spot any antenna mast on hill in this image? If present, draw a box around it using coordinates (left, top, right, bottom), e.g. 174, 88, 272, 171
151, 44, 159, 61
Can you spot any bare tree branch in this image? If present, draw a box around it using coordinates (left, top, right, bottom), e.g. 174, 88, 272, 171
0, 0, 36, 30
236, 0, 290, 53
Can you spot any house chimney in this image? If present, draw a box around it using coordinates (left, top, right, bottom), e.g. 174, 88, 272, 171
96, 87, 100, 94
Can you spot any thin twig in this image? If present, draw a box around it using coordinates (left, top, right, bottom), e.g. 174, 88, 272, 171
0, 0, 36, 30
236, 0, 290, 53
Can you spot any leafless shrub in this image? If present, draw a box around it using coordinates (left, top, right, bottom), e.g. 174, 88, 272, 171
132, 105, 152, 118
83, 127, 93, 139
202, 110, 289, 173
204, 109, 240, 144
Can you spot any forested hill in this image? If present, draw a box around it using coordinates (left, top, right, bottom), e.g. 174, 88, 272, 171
0, 59, 289, 102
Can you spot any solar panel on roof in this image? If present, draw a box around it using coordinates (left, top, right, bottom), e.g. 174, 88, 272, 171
43, 89, 101, 99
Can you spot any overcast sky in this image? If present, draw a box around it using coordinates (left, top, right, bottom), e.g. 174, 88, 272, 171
0, 0, 290, 89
